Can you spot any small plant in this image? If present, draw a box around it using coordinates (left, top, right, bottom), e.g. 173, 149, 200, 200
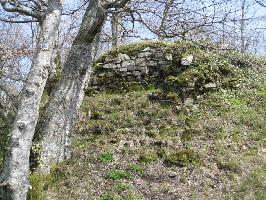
129, 191, 144, 200
217, 159, 241, 173
180, 128, 199, 142
106, 170, 132, 180
110, 97, 122, 105
162, 183, 172, 193
110, 112, 119, 121
128, 163, 144, 174
115, 183, 131, 193
90, 111, 102, 120
139, 151, 158, 163
98, 151, 114, 163
100, 192, 114, 200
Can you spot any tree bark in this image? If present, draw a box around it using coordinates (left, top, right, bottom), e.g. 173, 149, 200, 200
0, 0, 63, 199
38, 0, 107, 173
111, 9, 122, 47
240, 0, 246, 52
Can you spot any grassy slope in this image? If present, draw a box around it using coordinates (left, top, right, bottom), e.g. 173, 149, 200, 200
40, 70, 265, 198
27, 42, 266, 199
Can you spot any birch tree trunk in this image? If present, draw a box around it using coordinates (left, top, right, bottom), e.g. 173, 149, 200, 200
111, 10, 122, 47
240, 0, 246, 52
0, 0, 63, 199
38, 0, 106, 173
38, 0, 129, 173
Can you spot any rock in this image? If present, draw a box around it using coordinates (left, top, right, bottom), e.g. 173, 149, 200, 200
158, 61, 169, 65
102, 63, 117, 69
135, 58, 146, 66
192, 104, 199, 111
147, 61, 157, 67
175, 105, 182, 113
184, 97, 194, 105
168, 171, 178, 178
121, 60, 135, 69
154, 52, 164, 57
142, 47, 152, 52
117, 53, 130, 62
188, 82, 195, 88
119, 67, 128, 72
204, 82, 217, 89
138, 51, 152, 58
165, 54, 173, 61
105, 56, 116, 62
133, 71, 141, 76
181, 55, 193, 66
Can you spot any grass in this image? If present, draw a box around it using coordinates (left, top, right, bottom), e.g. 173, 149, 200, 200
98, 151, 114, 163
128, 163, 144, 174
235, 162, 266, 199
28, 164, 64, 200
106, 170, 132, 180
28, 74, 266, 198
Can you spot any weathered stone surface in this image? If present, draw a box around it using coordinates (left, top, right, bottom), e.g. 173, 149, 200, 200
91, 46, 182, 93
103, 63, 117, 69
165, 54, 173, 61
121, 60, 135, 69
147, 61, 158, 67
138, 51, 152, 58
132, 71, 142, 76
184, 97, 194, 105
135, 58, 147, 66
105, 56, 116, 63
181, 55, 193, 66
204, 82, 217, 89
117, 53, 130, 62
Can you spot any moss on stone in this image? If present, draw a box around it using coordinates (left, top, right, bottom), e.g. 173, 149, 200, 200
164, 149, 200, 167
94, 40, 178, 64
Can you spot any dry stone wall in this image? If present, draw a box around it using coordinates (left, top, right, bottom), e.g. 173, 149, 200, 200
88, 41, 242, 105
89, 45, 190, 92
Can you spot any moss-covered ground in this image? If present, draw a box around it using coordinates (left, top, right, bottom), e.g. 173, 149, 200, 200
40, 52, 265, 199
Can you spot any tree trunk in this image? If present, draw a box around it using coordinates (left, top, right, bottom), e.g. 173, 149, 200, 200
38, 0, 106, 173
111, 10, 122, 47
240, 0, 246, 52
0, 0, 63, 199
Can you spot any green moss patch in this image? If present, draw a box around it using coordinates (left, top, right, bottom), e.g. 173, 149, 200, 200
139, 151, 159, 163
164, 149, 200, 167
28, 164, 64, 200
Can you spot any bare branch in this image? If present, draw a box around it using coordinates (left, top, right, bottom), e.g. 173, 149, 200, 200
0, 0, 42, 19
255, 0, 266, 7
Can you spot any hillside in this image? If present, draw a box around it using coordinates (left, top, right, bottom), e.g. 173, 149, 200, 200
6, 41, 266, 199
